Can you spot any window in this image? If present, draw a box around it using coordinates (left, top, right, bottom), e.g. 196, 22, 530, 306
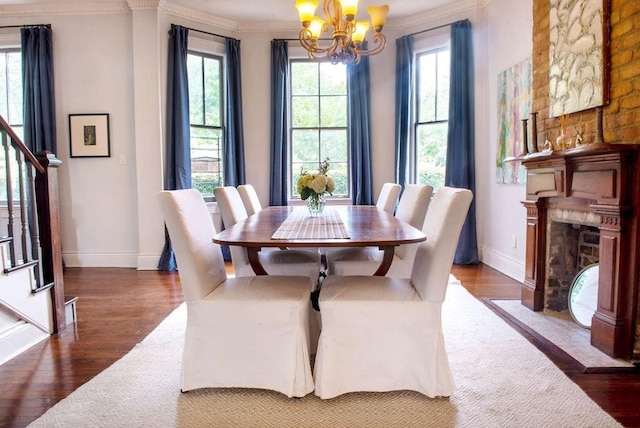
414, 48, 450, 191
187, 51, 224, 199
0, 49, 23, 202
289, 60, 349, 199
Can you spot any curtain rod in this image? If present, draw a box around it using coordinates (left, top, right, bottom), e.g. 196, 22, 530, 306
279, 20, 459, 42
405, 21, 455, 38
274, 38, 333, 42
171, 24, 231, 41
0, 24, 51, 29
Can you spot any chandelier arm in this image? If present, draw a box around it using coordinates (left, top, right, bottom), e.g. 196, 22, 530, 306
323, 0, 337, 29
299, 28, 340, 55
353, 33, 387, 57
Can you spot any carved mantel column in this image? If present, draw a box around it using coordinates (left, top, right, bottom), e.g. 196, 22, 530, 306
591, 205, 637, 357
522, 201, 545, 311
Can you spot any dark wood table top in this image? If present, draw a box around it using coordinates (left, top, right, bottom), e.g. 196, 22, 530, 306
213, 205, 426, 277
213, 205, 426, 248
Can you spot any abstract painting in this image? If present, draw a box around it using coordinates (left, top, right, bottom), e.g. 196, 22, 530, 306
496, 57, 532, 185
549, 0, 608, 117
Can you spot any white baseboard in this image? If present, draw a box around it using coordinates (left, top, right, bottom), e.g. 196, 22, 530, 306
480, 245, 525, 283
62, 252, 138, 268
137, 254, 162, 271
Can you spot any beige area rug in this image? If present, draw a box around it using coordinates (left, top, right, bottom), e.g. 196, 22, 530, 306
29, 280, 622, 428
489, 299, 636, 371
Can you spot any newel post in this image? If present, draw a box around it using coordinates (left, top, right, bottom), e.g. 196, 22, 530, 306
35, 151, 65, 332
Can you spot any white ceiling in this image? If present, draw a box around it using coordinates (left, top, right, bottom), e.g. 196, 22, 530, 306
0, 0, 465, 26
172, 0, 460, 23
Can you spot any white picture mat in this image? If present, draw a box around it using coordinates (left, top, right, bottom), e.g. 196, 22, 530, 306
69, 114, 110, 157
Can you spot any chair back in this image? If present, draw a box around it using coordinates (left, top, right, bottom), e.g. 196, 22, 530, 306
213, 186, 251, 268
394, 184, 433, 260
238, 184, 263, 216
410, 187, 473, 302
375, 183, 402, 214
157, 189, 227, 302
395, 184, 433, 228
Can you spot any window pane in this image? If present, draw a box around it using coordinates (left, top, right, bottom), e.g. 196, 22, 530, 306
319, 62, 346, 95
0, 50, 22, 202
416, 122, 448, 191
292, 96, 319, 127
291, 62, 318, 95
7, 53, 21, 125
191, 126, 223, 198
418, 52, 436, 123
187, 54, 204, 125
0, 54, 7, 119
291, 129, 319, 164
320, 95, 346, 127
328, 161, 348, 196
320, 129, 347, 162
436, 50, 450, 121
203, 56, 221, 127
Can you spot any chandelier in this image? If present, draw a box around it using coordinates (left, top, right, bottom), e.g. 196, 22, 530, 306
295, 0, 389, 65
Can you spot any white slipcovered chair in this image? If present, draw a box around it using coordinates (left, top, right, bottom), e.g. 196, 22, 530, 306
376, 182, 402, 214
214, 186, 322, 284
313, 186, 473, 399
238, 184, 262, 216
156, 189, 314, 397
325, 184, 434, 278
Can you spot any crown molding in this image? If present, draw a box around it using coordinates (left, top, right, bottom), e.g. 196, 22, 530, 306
126, 0, 159, 10
0, 0, 494, 29
389, 0, 487, 30
159, 1, 238, 32
0, 1, 131, 16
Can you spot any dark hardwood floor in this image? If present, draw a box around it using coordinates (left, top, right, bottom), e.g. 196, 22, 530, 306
1, 264, 639, 427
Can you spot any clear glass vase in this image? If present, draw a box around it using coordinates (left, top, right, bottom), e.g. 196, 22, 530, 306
307, 193, 325, 217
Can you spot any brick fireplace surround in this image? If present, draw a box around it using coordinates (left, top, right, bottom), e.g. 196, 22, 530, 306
522, 144, 640, 360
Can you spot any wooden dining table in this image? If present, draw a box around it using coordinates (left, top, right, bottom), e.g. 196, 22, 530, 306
213, 205, 426, 276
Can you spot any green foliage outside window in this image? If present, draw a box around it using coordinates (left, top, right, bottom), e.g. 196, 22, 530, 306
416, 48, 450, 191
0, 50, 24, 202
290, 61, 349, 199
187, 52, 223, 198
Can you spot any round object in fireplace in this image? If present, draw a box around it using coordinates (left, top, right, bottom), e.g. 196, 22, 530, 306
568, 264, 599, 329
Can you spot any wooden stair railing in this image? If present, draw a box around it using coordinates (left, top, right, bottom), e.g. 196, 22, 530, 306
0, 114, 66, 332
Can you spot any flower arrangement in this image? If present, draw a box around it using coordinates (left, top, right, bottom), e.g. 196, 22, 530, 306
297, 158, 335, 215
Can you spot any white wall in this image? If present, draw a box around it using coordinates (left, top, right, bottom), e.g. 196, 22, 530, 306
478, 0, 532, 280
0, 13, 140, 267
0, 1, 533, 280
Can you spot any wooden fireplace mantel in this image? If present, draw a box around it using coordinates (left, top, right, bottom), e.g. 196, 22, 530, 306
521, 143, 640, 359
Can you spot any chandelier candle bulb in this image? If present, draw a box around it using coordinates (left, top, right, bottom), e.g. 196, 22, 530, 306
367, 4, 389, 32
295, 0, 319, 25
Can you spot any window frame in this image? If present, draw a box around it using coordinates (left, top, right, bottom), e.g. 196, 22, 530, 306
0, 47, 24, 205
186, 45, 225, 202
411, 35, 451, 189
287, 58, 351, 203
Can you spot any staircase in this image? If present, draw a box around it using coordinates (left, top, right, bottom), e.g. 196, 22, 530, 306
0, 115, 66, 365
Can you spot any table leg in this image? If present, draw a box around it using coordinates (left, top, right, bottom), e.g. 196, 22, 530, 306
373, 246, 395, 276
246, 247, 268, 275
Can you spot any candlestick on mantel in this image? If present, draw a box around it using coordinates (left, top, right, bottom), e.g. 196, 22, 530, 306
521, 119, 529, 156
594, 106, 604, 144
529, 112, 539, 153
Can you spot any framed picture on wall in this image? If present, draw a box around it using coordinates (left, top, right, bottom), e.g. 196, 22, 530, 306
69, 113, 111, 158
549, 0, 610, 117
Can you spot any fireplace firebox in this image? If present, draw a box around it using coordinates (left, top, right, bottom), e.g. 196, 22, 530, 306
521, 143, 640, 360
